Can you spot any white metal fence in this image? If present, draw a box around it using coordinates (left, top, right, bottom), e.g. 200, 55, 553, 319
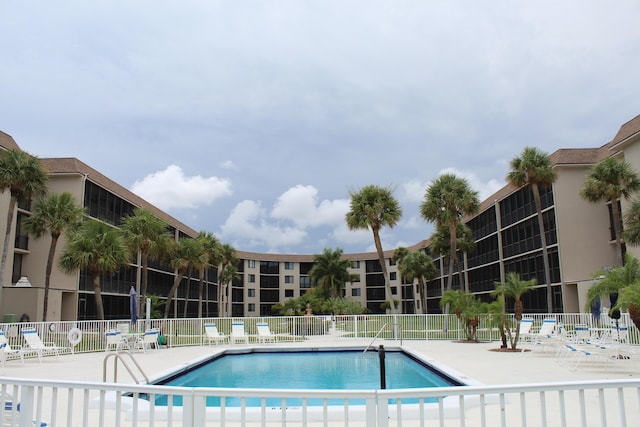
2, 376, 639, 426
1, 314, 639, 426
1, 313, 637, 354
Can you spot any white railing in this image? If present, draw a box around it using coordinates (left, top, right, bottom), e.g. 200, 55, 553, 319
1, 377, 639, 426
0, 313, 638, 354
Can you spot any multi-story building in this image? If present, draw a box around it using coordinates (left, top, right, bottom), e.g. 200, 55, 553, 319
1, 114, 639, 321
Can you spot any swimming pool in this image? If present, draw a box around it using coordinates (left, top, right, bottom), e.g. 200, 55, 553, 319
150, 347, 464, 407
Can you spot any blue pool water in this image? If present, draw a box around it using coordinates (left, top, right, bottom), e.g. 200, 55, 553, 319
150, 349, 462, 407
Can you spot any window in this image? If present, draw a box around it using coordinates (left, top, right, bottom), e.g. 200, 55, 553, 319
390, 272, 397, 281
248, 303, 255, 312
300, 276, 311, 289
352, 288, 361, 297
285, 289, 294, 298
351, 261, 360, 269
248, 289, 255, 298
391, 287, 397, 295
248, 260, 255, 268
285, 275, 294, 284
284, 262, 294, 270
248, 274, 255, 283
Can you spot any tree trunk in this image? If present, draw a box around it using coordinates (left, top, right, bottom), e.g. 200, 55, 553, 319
611, 197, 625, 267
418, 277, 428, 314
42, 233, 60, 322
532, 184, 554, 313
372, 227, 397, 313
92, 273, 105, 321
628, 304, 640, 331
197, 269, 204, 318
164, 271, 183, 319
140, 247, 149, 318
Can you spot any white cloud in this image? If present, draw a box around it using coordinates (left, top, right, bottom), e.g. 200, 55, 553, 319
220, 160, 236, 170
271, 185, 350, 228
219, 200, 308, 249
130, 165, 232, 211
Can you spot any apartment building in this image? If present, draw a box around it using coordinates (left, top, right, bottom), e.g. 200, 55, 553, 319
1, 114, 639, 321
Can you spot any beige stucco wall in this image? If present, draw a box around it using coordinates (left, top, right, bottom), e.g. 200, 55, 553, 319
553, 165, 618, 312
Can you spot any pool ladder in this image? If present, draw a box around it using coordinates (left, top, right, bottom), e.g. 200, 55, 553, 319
103, 351, 149, 384
363, 322, 404, 354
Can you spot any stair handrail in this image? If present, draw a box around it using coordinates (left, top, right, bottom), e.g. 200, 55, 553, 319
103, 351, 150, 384
363, 323, 388, 354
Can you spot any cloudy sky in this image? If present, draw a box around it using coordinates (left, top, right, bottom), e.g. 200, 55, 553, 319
2, 1, 640, 255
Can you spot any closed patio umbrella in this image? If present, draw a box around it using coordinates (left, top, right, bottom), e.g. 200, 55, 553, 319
130, 286, 138, 326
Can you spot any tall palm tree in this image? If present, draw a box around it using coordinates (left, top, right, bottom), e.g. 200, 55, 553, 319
182, 238, 207, 318
493, 272, 537, 350
196, 231, 220, 318
346, 185, 402, 313
421, 174, 479, 294
217, 243, 238, 317
392, 246, 410, 312
309, 248, 353, 299
0, 149, 48, 307
507, 147, 558, 312
58, 219, 130, 320
163, 238, 202, 319
120, 208, 171, 316
581, 156, 640, 267
219, 263, 239, 315
430, 222, 475, 291
23, 192, 84, 321
398, 251, 436, 314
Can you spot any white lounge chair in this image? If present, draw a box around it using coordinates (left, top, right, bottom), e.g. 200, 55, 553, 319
104, 330, 129, 352
21, 327, 70, 361
204, 323, 228, 345
523, 319, 558, 352
0, 329, 25, 365
2, 391, 48, 426
133, 329, 160, 352
256, 322, 277, 343
231, 322, 249, 344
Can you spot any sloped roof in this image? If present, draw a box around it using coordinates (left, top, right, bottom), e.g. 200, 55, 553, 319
0, 130, 21, 151
41, 157, 198, 237
608, 114, 640, 149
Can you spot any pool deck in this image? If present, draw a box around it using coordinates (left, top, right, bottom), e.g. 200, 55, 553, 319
2, 335, 639, 425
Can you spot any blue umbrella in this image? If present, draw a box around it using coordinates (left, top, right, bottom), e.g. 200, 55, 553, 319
130, 286, 138, 326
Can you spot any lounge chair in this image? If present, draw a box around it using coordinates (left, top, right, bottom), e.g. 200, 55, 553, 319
2, 391, 48, 426
230, 322, 249, 344
21, 327, 70, 361
522, 318, 558, 352
0, 329, 25, 365
204, 323, 228, 345
133, 329, 160, 352
256, 322, 277, 343
104, 330, 129, 352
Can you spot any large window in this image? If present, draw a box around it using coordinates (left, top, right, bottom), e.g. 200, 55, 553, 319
260, 261, 279, 274
84, 180, 135, 226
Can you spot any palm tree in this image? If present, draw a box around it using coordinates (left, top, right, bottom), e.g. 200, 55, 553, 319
217, 243, 238, 317
23, 192, 84, 321
120, 208, 171, 316
309, 248, 353, 299
0, 149, 48, 307
586, 253, 640, 331
183, 237, 208, 318
622, 198, 640, 246
581, 156, 640, 267
421, 174, 479, 294
439, 290, 487, 342
219, 263, 239, 315
163, 238, 202, 319
346, 185, 402, 313
392, 246, 410, 312
398, 251, 436, 314
507, 147, 558, 312
430, 222, 475, 291
58, 219, 130, 320
196, 231, 220, 318
493, 272, 537, 350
